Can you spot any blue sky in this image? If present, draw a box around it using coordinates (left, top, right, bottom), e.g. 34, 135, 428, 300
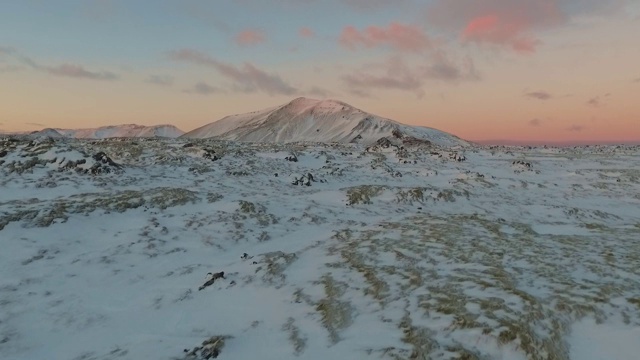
1, 1, 406, 64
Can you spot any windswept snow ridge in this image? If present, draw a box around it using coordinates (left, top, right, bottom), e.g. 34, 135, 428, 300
182, 97, 468, 147
1, 137, 639, 360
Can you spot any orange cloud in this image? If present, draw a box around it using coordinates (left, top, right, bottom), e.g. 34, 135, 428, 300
339, 22, 432, 52
235, 29, 266, 46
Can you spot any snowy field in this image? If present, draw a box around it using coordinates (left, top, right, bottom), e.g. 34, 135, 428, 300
1, 137, 639, 359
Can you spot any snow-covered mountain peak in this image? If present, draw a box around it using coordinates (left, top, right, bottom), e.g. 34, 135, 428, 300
182, 98, 469, 147
284, 97, 351, 113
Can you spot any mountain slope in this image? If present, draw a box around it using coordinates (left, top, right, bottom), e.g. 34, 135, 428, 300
182, 97, 468, 147
55, 124, 184, 139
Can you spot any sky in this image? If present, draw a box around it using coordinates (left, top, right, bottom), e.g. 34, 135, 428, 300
1, 0, 639, 144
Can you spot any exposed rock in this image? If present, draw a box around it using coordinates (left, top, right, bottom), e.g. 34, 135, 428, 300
450, 153, 466, 162
513, 160, 532, 168
198, 271, 225, 291
376, 137, 393, 148
291, 173, 316, 186
179, 335, 232, 359
92, 152, 121, 168
203, 149, 219, 161
285, 154, 298, 162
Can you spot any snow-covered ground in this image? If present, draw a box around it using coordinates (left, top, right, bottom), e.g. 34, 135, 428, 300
1, 137, 639, 360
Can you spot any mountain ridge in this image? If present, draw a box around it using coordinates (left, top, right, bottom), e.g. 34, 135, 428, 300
54, 124, 184, 139
1, 124, 185, 139
4, 98, 467, 146
181, 97, 469, 147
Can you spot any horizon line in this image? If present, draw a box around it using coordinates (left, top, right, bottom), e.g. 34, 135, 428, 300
471, 139, 640, 146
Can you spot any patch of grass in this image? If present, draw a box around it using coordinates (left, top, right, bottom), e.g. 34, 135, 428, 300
238, 200, 257, 213
398, 310, 434, 360
314, 274, 354, 344
206, 192, 223, 203
282, 317, 307, 355
258, 251, 298, 288
234, 200, 278, 227
345, 185, 385, 205
627, 298, 640, 309
395, 188, 426, 204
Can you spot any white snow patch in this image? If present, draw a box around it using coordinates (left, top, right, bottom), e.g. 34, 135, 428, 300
569, 318, 640, 360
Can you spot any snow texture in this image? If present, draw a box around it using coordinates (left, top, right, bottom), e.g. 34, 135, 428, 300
1, 135, 639, 360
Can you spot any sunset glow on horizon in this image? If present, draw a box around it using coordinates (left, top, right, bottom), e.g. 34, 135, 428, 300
1, 0, 639, 144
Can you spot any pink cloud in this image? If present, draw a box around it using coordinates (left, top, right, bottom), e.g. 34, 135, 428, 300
299, 27, 315, 38
462, 14, 539, 53
235, 29, 266, 46
428, 0, 567, 53
339, 22, 432, 53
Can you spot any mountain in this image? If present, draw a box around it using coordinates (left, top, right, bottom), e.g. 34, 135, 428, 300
182, 97, 468, 147
55, 124, 184, 139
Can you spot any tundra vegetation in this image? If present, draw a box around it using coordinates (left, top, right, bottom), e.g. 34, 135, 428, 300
1, 136, 639, 359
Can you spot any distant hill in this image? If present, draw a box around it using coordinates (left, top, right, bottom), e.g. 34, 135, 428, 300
26, 128, 65, 139
54, 124, 184, 139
